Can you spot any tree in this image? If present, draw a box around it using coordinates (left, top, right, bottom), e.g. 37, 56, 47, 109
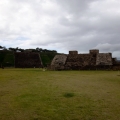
0, 45, 3, 48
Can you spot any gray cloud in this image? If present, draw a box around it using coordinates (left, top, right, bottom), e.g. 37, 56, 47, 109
0, 0, 120, 59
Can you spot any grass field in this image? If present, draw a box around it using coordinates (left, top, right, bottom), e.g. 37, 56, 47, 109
0, 69, 120, 120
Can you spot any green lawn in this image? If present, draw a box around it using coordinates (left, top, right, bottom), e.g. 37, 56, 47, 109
0, 69, 120, 120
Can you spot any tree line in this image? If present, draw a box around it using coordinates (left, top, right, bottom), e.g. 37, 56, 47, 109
0, 45, 57, 53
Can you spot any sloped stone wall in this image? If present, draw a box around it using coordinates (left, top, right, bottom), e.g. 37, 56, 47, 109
65, 54, 80, 70
50, 54, 67, 70
96, 53, 112, 65
65, 54, 96, 70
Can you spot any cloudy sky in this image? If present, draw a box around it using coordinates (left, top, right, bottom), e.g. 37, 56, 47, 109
0, 0, 120, 59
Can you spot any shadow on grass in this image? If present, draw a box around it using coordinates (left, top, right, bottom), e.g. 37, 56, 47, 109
63, 92, 75, 98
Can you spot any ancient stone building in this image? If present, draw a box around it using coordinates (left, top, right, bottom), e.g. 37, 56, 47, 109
51, 54, 67, 70
50, 49, 119, 70
112, 58, 120, 70
15, 52, 43, 68
96, 53, 112, 65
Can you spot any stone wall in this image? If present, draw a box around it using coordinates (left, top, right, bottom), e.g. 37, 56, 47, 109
69, 51, 78, 55
15, 52, 43, 68
112, 58, 120, 70
65, 54, 96, 70
89, 49, 99, 55
50, 50, 120, 70
96, 53, 112, 65
50, 54, 67, 70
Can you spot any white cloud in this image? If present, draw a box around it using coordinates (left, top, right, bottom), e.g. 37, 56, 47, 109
94, 43, 120, 52
0, 0, 120, 59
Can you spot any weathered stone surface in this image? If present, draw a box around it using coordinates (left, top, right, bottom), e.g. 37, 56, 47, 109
96, 53, 112, 65
15, 52, 43, 68
112, 58, 120, 70
65, 54, 96, 70
50, 49, 120, 70
89, 49, 99, 55
50, 54, 67, 70
69, 51, 78, 55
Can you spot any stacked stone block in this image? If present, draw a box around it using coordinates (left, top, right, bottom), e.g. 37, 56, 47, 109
15, 52, 43, 68
96, 53, 112, 65
51, 54, 67, 70
65, 54, 96, 70
50, 49, 120, 70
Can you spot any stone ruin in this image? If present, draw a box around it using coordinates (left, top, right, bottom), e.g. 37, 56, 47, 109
51, 54, 67, 70
96, 53, 112, 65
50, 49, 120, 70
15, 52, 43, 68
112, 58, 120, 70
